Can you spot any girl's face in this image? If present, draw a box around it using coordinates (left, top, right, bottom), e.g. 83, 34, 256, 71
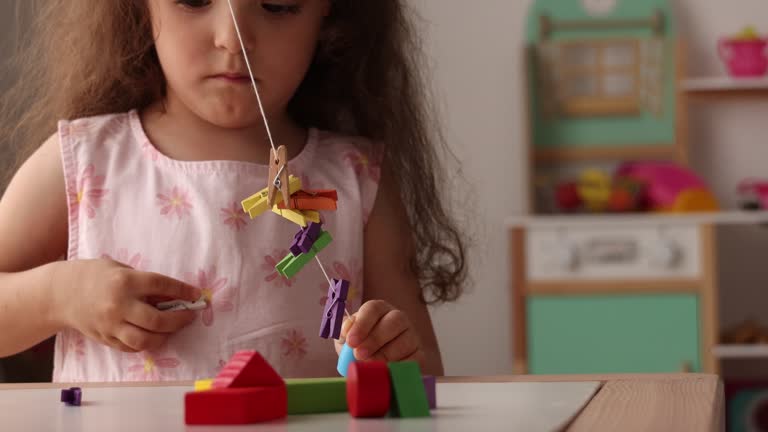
147, 0, 329, 128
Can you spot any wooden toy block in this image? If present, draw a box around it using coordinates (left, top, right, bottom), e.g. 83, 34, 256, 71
184, 386, 287, 425
276, 231, 333, 279
242, 175, 301, 219
347, 361, 391, 418
423, 375, 436, 409
60, 387, 82, 406
213, 350, 284, 389
277, 190, 338, 211
388, 361, 431, 418
194, 379, 213, 391
285, 377, 348, 414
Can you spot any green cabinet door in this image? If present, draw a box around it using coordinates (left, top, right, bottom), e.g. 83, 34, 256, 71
528, 294, 700, 374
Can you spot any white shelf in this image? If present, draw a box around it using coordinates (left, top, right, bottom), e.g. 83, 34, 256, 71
713, 344, 768, 359
506, 210, 768, 228
683, 76, 768, 92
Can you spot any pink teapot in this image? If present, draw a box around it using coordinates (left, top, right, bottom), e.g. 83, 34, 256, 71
719, 30, 768, 77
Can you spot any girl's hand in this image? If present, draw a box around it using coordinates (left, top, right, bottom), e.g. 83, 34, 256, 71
54, 259, 202, 353
335, 300, 426, 370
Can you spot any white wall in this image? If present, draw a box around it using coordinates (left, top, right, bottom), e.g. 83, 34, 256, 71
415, 0, 768, 375
413, 0, 529, 375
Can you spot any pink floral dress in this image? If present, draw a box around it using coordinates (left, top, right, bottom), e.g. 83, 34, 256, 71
53, 110, 380, 382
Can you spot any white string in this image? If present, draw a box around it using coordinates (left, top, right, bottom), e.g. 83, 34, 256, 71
226, 0, 277, 155
316, 255, 352, 319
228, 1, 353, 326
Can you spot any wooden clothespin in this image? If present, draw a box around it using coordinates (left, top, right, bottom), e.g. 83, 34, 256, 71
289, 222, 323, 256
275, 231, 333, 279
271, 207, 320, 227
320, 279, 350, 340
277, 190, 338, 211
242, 176, 302, 219
268, 145, 292, 208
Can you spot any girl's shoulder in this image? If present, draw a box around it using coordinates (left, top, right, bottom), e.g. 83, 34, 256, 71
311, 129, 382, 167
58, 110, 137, 144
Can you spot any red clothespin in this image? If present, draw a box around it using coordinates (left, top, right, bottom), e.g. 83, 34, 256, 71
319, 279, 350, 340
268, 146, 292, 208
277, 190, 338, 211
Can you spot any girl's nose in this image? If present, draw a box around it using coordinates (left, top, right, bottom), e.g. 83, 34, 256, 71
214, 2, 253, 56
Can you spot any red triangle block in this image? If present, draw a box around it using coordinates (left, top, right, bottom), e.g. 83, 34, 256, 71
212, 351, 284, 389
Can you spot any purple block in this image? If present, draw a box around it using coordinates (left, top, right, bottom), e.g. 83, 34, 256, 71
61, 387, 82, 406
423, 375, 436, 409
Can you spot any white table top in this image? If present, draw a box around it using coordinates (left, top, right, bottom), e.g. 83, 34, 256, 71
0, 381, 601, 432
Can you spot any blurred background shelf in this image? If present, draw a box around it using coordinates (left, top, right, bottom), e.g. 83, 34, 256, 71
684, 77, 768, 98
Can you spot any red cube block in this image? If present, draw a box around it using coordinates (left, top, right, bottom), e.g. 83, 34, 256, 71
346, 361, 391, 418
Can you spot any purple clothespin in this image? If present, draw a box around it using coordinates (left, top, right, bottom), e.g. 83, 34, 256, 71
289, 222, 323, 256
298, 222, 322, 254
60, 387, 82, 406
319, 279, 350, 340
289, 229, 304, 257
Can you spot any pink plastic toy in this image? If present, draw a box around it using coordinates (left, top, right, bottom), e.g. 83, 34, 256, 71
615, 161, 718, 212
719, 37, 768, 77
737, 179, 768, 210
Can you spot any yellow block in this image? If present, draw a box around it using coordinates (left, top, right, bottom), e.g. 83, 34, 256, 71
241, 176, 302, 219
194, 379, 214, 391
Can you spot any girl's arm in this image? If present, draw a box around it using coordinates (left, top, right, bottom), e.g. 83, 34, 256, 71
0, 134, 71, 356
341, 166, 445, 376
0, 135, 200, 357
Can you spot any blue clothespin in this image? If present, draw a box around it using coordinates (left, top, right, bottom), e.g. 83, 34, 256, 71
319, 279, 349, 339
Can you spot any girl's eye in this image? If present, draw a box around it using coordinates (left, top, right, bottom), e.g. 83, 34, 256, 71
175, 0, 212, 9
261, 2, 301, 15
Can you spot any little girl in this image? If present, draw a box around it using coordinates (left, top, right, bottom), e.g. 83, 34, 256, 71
0, 0, 467, 381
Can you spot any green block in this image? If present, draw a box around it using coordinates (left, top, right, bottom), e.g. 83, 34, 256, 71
388, 361, 430, 418
285, 377, 348, 415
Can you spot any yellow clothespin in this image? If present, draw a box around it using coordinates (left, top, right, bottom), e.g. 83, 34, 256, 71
271, 207, 321, 227
268, 145, 292, 208
242, 176, 302, 219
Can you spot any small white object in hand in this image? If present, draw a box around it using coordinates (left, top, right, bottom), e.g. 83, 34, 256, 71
156, 298, 207, 312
